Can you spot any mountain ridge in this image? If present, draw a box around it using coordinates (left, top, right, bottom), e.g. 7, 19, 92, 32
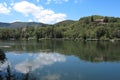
1, 15, 120, 28
0, 22, 48, 28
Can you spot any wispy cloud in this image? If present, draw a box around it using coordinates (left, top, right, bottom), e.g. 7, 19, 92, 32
36, 0, 40, 2
74, 0, 83, 3
46, 0, 69, 4
0, 3, 10, 14
13, 1, 67, 24
10, 0, 15, 6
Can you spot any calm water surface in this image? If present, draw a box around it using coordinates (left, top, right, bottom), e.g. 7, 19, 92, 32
0, 40, 120, 80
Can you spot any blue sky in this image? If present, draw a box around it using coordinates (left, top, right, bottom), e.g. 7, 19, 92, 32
0, 0, 120, 24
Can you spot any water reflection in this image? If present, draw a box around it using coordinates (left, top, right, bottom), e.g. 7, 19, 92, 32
0, 49, 66, 80
0, 40, 120, 80
0, 49, 12, 80
0, 49, 7, 72
0, 49, 6, 63
2, 40, 120, 62
41, 74, 61, 80
15, 53, 66, 74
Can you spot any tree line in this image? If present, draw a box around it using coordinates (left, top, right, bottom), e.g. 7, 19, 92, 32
0, 15, 120, 41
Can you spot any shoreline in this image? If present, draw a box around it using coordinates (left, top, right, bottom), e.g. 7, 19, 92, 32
0, 38, 120, 42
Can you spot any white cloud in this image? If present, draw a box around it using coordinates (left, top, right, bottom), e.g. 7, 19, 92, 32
0, 3, 10, 14
13, 1, 66, 24
10, 20, 22, 23
28, 19, 33, 22
15, 53, 66, 74
10, 0, 15, 6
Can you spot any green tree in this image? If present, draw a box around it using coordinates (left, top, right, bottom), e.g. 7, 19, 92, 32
91, 16, 94, 22
95, 26, 106, 40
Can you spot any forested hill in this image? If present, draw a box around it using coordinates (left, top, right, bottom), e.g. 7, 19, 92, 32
0, 15, 120, 40
0, 22, 48, 28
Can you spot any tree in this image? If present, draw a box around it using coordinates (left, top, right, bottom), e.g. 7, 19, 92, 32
95, 27, 106, 40
91, 16, 94, 22
103, 16, 108, 22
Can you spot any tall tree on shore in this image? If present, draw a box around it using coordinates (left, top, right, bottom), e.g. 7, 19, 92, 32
103, 16, 108, 22
91, 16, 94, 22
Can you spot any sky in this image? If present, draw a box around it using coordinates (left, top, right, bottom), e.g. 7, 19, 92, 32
0, 0, 120, 24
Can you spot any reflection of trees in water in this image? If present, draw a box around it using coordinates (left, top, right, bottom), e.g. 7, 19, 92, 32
52, 41, 120, 62
1, 40, 120, 62
0, 49, 6, 63
0, 49, 36, 80
0, 49, 13, 80
0, 40, 120, 79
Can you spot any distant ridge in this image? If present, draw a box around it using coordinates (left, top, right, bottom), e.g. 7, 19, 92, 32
0, 15, 120, 28
0, 20, 76, 28
0, 22, 48, 28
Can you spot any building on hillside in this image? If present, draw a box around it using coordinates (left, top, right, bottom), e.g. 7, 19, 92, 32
94, 18, 107, 25
94, 19, 104, 22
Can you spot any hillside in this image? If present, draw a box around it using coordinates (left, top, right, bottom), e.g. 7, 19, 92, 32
0, 15, 120, 40
0, 22, 48, 28
54, 20, 76, 27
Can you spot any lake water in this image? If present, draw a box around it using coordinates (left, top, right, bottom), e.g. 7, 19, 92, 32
0, 40, 120, 80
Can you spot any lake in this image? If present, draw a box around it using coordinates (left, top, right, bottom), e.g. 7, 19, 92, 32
0, 40, 120, 80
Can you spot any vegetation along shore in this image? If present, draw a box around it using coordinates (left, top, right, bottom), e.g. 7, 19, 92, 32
0, 15, 120, 41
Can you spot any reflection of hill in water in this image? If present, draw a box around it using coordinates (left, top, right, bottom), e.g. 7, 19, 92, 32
1, 40, 120, 62
54, 41, 120, 62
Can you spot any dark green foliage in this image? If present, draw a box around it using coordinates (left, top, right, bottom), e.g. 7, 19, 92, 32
0, 15, 120, 40
95, 27, 106, 39
108, 17, 117, 22
103, 16, 108, 22
54, 20, 75, 27
91, 16, 94, 22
